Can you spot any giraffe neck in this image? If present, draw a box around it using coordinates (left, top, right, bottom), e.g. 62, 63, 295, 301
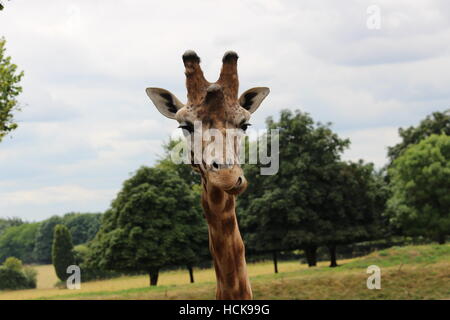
201, 183, 252, 300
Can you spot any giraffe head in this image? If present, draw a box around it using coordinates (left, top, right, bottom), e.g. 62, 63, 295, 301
146, 51, 269, 195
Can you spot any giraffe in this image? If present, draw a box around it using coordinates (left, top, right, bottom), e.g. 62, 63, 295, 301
145, 50, 269, 300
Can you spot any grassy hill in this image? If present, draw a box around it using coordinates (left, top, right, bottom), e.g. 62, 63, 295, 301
0, 244, 448, 300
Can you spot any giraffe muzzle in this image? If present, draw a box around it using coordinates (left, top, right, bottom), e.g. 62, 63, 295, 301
225, 175, 247, 195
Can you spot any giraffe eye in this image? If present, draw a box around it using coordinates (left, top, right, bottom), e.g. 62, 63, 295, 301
178, 122, 194, 135
240, 122, 251, 132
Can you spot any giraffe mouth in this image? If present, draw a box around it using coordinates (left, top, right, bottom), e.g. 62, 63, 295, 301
224, 176, 247, 195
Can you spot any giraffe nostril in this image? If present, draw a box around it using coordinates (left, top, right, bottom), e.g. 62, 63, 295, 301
212, 161, 219, 170
236, 177, 242, 186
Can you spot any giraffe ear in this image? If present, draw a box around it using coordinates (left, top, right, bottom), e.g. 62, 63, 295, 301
145, 87, 184, 119
239, 87, 270, 114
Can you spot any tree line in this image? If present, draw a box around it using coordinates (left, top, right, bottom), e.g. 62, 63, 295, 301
1, 37, 448, 288
0, 213, 102, 264
81, 109, 449, 285
238, 110, 388, 269
1, 109, 448, 287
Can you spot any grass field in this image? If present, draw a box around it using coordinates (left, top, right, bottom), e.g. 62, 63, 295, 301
0, 244, 448, 300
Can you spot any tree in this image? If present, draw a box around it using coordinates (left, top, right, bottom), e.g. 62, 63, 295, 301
33, 216, 63, 264
239, 152, 288, 273
0, 222, 40, 263
32, 213, 102, 264
52, 224, 75, 282
321, 161, 388, 267
0, 257, 37, 290
239, 110, 350, 268
0, 1, 10, 11
387, 110, 450, 164
387, 134, 450, 244
157, 137, 201, 186
86, 166, 207, 286
0, 217, 23, 236
163, 184, 209, 284
3, 256, 23, 272
156, 138, 209, 282
62, 212, 102, 245
0, 38, 24, 142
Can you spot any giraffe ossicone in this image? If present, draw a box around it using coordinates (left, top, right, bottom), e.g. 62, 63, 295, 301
146, 50, 269, 300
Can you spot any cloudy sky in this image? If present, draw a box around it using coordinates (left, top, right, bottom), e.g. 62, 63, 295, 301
1, 0, 449, 221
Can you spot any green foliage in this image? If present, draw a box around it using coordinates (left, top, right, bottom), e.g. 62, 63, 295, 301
341, 244, 450, 269
33, 216, 63, 264
73, 244, 89, 265
240, 110, 350, 255
0, 1, 9, 11
3, 256, 22, 272
0, 38, 24, 142
86, 166, 208, 285
0, 257, 36, 290
387, 110, 450, 164
28, 244, 449, 300
62, 212, 102, 246
387, 134, 450, 243
32, 213, 101, 264
71, 244, 120, 281
157, 137, 201, 186
239, 110, 390, 268
0, 222, 40, 263
321, 161, 388, 246
156, 138, 209, 269
52, 224, 75, 282
0, 268, 31, 290
0, 217, 23, 236
23, 266, 37, 286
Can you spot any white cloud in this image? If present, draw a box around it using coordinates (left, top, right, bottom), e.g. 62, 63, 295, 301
0, 185, 113, 206
0, 185, 115, 221
341, 126, 401, 168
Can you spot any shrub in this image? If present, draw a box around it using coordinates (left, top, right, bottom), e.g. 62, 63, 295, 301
0, 257, 36, 290
73, 244, 89, 265
3, 256, 23, 272
23, 266, 37, 288
387, 134, 450, 244
73, 244, 126, 282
